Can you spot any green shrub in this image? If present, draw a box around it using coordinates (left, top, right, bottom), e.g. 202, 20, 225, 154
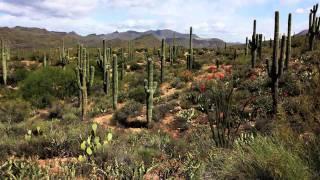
221, 135, 311, 179
113, 101, 143, 126
21, 67, 77, 108
0, 99, 31, 123
128, 86, 146, 103
129, 63, 143, 71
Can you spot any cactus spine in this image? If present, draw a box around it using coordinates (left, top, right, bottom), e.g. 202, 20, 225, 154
285, 13, 292, 70
308, 4, 319, 51
187, 27, 193, 70
76, 45, 95, 121
160, 38, 165, 84
144, 58, 157, 124
266, 11, 285, 114
249, 20, 258, 68
112, 55, 118, 110
1, 39, 8, 85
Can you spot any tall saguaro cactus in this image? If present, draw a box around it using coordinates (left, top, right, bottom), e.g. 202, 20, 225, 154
266, 11, 285, 114
144, 58, 157, 124
245, 37, 248, 56
188, 26, 193, 70
43, 53, 47, 68
160, 38, 165, 84
1, 39, 8, 86
258, 34, 263, 59
308, 4, 319, 51
249, 20, 258, 68
59, 39, 69, 69
112, 55, 118, 110
285, 13, 292, 70
76, 45, 95, 120
97, 40, 110, 94
172, 32, 177, 63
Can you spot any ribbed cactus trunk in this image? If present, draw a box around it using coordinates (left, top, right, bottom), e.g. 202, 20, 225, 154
160, 38, 165, 84
97, 40, 110, 94
308, 4, 319, 51
1, 39, 7, 86
173, 32, 177, 63
43, 53, 47, 68
120, 48, 125, 80
266, 11, 285, 115
285, 13, 292, 70
144, 58, 157, 124
258, 34, 263, 59
245, 37, 248, 56
76, 45, 95, 121
112, 55, 118, 110
250, 20, 258, 68
189, 26, 193, 70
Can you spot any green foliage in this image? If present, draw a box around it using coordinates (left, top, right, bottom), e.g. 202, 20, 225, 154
221, 135, 311, 179
21, 67, 77, 108
78, 123, 113, 162
113, 100, 143, 126
128, 86, 146, 103
0, 99, 31, 123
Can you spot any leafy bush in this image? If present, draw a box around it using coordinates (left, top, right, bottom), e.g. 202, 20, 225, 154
129, 63, 143, 71
128, 86, 146, 103
0, 99, 31, 123
21, 67, 77, 108
113, 101, 143, 126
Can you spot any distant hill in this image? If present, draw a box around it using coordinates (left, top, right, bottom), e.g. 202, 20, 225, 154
0, 26, 225, 49
296, 29, 308, 36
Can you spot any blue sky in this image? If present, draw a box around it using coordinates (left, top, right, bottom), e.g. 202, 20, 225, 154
0, 0, 317, 42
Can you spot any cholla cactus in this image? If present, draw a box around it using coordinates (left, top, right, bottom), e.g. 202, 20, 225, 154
144, 57, 157, 124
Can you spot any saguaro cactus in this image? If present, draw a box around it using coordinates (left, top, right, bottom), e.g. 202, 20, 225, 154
43, 53, 47, 68
160, 39, 165, 83
172, 32, 177, 63
97, 40, 110, 94
249, 20, 258, 68
59, 39, 69, 69
245, 37, 248, 56
76, 45, 95, 121
144, 58, 157, 124
1, 39, 8, 85
112, 55, 118, 110
266, 11, 285, 114
308, 4, 319, 51
188, 26, 193, 70
285, 13, 292, 70
258, 34, 263, 59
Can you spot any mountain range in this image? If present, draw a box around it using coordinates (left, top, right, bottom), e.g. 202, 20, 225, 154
0, 26, 225, 49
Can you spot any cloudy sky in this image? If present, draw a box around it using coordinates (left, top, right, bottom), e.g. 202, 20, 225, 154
0, 0, 317, 42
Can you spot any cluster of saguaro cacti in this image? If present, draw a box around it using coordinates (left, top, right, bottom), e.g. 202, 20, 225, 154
308, 4, 319, 51
249, 20, 263, 68
266, 11, 286, 114
187, 26, 194, 70
112, 55, 118, 110
97, 40, 111, 94
76, 44, 95, 121
144, 57, 157, 124
1, 39, 9, 86
160, 39, 165, 84
59, 39, 69, 69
